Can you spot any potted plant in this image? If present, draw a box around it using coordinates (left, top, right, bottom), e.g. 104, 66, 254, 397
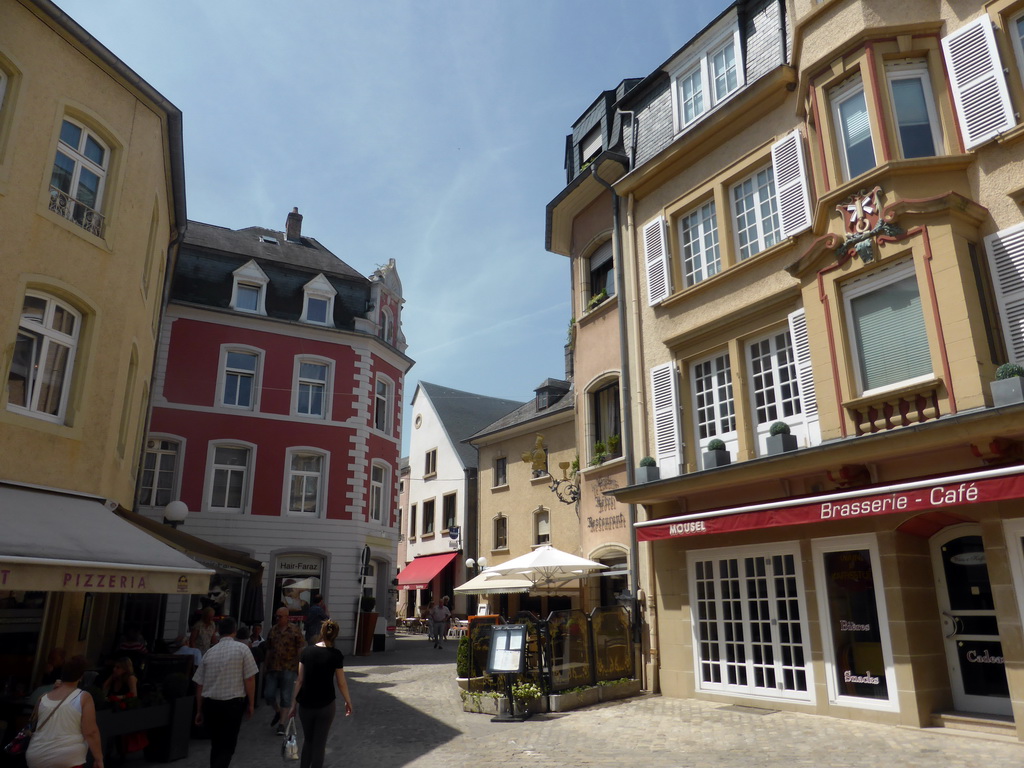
590, 441, 608, 466
636, 456, 660, 483
585, 289, 608, 312
992, 362, 1024, 407
766, 421, 798, 455
703, 438, 731, 468
511, 681, 543, 719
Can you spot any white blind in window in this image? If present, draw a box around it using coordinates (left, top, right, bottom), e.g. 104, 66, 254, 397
849, 274, 930, 391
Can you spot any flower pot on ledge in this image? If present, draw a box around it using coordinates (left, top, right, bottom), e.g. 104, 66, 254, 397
703, 449, 731, 469
635, 465, 660, 483
766, 433, 798, 455
992, 376, 1024, 407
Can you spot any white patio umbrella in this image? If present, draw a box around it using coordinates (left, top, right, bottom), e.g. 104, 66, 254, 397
483, 545, 608, 587
453, 569, 534, 595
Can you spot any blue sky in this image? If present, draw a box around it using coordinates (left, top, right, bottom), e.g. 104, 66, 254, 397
55, 0, 723, 453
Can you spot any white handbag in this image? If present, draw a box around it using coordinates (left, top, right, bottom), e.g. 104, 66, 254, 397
282, 718, 299, 762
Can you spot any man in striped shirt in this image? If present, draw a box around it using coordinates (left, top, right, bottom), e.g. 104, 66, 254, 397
193, 617, 258, 768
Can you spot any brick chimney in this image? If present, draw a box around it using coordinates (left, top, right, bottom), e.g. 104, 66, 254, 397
285, 207, 303, 242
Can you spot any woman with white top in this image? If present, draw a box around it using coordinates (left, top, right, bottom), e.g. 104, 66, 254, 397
26, 656, 104, 768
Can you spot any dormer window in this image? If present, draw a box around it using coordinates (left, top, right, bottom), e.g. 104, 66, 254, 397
230, 260, 269, 315
669, 20, 743, 133
580, 124, 602, 168
301, 274, 337, 326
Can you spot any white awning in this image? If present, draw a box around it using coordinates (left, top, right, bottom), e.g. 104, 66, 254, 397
0, 485, 213, 594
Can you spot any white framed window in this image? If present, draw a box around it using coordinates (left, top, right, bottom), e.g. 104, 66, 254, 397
811, 535, 898, 711
689, 542, 813, 702
285, 449, 326, 516
422, 498, 435, 535
678, 200, 720, 287
369, 462, 388, 522
588, 240, 615, 307
494, 457, 508, 487
374, 375, 393, 433
692, 351, 737, 468
493, 514, 508, 550
747, 329, 804, 455
731, 165, 780, 260
230, 261, 269, 315
424, 448, 437, 477
206, 443, 253, 513
218, 347, 262, 410
886, 61, 942, 160
6, 292, 81, 424
842, 259, 931, 395
301, 274, 337, 325
589, 379, 621, 463
534, 507, 550, 546
442, 492, 457, 530
139, 437, 182, 508
671, 29, 743, 131
380, 307, 393, 344
830, 75, 876, 181
293, 358, 331, 419
49, 118, 108, 236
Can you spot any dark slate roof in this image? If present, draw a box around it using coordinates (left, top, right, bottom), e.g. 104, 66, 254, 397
172, 220, 371, 330
185, 221, 366, 281
417, 382, 524, 469
467, 383, 574, 442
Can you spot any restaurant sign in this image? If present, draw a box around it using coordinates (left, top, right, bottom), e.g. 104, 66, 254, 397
636, 470, 1024, 542
0, 561, 210, 594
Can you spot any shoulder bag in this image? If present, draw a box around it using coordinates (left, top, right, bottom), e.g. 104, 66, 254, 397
4, 689, 76, 756
281, 717, 299, 762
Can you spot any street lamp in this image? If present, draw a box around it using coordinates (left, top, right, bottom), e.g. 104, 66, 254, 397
163, 500, 189, 529
465, 556, 488, 574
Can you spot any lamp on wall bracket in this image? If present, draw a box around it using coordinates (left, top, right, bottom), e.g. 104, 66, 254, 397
163, 500, 189, 528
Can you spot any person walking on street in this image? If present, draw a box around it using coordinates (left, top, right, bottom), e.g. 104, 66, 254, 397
428, 596, 452, 649
264, 606, 305, 734
26, 656, 103, 768
192, 617, 258, 768
304, 595, 328, 643
287, 619, 353, 768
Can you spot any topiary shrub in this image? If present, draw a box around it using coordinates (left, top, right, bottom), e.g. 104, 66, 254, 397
456, 635, 471, 678
996, 363, 1024, 380
769, 421, 791, 436
707, 438, 726, 452
639, 456, 657, 467
359, 595, 377, 613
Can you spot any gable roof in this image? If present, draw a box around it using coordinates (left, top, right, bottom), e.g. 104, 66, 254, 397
415, 382, 524, 469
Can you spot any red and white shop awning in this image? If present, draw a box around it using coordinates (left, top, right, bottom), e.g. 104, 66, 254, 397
396, 552, 458, 590
635, 464, 1024, 542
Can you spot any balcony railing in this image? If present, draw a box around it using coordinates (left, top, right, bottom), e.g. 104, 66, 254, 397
844, 378, 942, 435
49, 186, 105, 237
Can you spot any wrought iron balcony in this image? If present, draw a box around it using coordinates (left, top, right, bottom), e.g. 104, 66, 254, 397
49, 186, 105, 237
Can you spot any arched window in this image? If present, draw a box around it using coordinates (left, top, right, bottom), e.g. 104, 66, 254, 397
7, 292, 82, 423
534, 507, 550, 546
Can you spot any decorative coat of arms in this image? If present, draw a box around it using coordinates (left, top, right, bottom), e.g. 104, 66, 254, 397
833, 186, 902, 262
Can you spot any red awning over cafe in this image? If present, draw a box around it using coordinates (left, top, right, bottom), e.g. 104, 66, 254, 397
635, 464, 1024, 542
396, 552, 458, 590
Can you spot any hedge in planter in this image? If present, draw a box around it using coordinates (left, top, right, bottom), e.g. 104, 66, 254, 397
766, 421, 798, 455
992, 363, 1024, 407
703, 438, 730, 468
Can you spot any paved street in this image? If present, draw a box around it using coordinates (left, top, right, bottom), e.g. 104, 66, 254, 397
151, 635, 1023, 768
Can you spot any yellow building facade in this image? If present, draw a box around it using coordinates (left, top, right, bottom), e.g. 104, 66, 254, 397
0, 0, 197, 685
585, 0, 1024, 740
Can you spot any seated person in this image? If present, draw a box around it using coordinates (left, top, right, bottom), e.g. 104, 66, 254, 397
102, 656, 138, 698
173, 634, 203, 667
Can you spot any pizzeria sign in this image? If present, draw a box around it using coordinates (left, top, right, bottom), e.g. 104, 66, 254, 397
635, 465, 1024, 542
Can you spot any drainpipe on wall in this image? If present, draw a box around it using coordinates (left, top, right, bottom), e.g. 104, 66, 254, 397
590, 161, 644, 681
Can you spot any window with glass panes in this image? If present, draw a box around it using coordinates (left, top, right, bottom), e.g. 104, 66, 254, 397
425, 449, 437, 476
831, 75, 876, 180
222, 351, 257, 408
748, 331, 800, 425
693, 353, 735, 441
692, 546, 811, 699
732, 166, 780, 260
288, 452, 323, 515
443, 493, 457, 530
7, 293, 80, 423
297, 361, 327, 417
209, 445, 250, 511
679, 200, 720, 286
494, 457, 507, 487
140, 439, 180, 508
408, 504, 417, 540
588, 241, 615, 305
535, 508, 550, 546
494, 515, 508, 549
370, 464, 386, 521
50, 118, 107, 235
374, 378, 391, 432
591, 381, 621, 460
235, 284, 261, 312
422, 499, 435, 535
886, 61, 942, 159
844, 260, 931, 393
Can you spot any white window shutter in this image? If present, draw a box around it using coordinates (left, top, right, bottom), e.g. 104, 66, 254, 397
985, 223, 1024, 363
650, 362, 682, 478
643, 217, 671, 305
787, 308, 821, 446
941, 17, 1015, 149
771, 130, 812, 239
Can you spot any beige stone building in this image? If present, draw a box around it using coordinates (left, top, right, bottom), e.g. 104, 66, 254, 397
552, 0, 1024, 741
0, 0, 202, 689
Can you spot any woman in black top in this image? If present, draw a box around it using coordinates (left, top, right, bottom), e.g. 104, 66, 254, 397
287, 619, 353, 768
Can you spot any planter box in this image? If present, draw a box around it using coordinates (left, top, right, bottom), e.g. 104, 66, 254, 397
456, 675, 490, 692
766, 433, 798, 455
992, 376, 1024, 407
512, 696, 547, 719
548, 686, 600, 712
635, 465, 660, 483
703, 449, 731, 469
598, 679, 642, 702
460, 692, 506, 715
144, 697, 193, 763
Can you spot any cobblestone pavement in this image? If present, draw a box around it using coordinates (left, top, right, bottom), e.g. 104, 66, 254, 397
148, 635, 1024, 768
